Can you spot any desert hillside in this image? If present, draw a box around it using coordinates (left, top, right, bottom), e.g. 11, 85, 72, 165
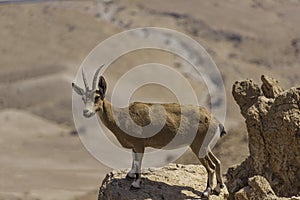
0, 0, 299, 199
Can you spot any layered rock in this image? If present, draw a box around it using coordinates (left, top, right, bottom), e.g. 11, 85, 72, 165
98, 164, 228, 200
227, 75, 300, 199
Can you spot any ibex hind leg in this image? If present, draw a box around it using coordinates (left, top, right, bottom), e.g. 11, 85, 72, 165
208, 151, 224, 195
199, 156, 215, 198
191, 146, 214, 198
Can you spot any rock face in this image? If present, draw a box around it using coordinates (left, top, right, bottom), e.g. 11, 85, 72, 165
235, 175, 282, 200
227, 75, 300, 199
98, 164, 229, 200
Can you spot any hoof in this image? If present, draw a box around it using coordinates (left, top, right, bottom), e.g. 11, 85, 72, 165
130, 180, 141, 190
202, 187, 211, 199
212, 189, 220, 195
213, 184, 224, 195
126, 174, 135, 180
129, 185, 140, 191
201, 192, 209, 199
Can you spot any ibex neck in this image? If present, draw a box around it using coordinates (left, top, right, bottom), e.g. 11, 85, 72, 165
98, 100, 119, 134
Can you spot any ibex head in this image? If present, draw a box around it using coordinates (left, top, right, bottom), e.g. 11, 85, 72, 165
72, 64, 107, 118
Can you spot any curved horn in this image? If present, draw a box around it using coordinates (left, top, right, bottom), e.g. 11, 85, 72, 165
92, 64, 105, 90
82, 67, 89, 90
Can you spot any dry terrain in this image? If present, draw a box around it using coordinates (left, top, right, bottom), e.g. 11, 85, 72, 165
0, 0, 299, 199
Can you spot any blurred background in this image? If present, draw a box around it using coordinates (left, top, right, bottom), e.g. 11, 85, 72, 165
0, 0, 299, 199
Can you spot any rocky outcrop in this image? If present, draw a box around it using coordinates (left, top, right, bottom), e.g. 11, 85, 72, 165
235, 176, 278, 200
227, 75, 300, 199
98, 163, 229, 200
234, 175, 293, 200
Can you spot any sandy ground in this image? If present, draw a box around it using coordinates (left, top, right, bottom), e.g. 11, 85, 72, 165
0, 0, 299, 199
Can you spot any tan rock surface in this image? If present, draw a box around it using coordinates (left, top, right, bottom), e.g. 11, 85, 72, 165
234, 175, 300, 200
227, 75, 300, 199
99, 164, 229, 200
235, 176, 278, 200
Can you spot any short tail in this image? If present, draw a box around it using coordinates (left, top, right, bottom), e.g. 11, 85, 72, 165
219, 123, 227, 137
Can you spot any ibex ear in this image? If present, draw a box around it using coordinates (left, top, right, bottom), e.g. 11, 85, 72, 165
72, 83, 85, 96
98, 76, 107, 99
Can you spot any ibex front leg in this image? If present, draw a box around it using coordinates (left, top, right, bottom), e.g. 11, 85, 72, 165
126, 149, 138, 179
128, 148, 144, 189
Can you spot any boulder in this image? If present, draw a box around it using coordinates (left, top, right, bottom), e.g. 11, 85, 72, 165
235, 176, 278, 200
98, 163, 229, 200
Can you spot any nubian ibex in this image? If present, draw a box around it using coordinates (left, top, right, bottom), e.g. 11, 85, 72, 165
72, 65, 226, 197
